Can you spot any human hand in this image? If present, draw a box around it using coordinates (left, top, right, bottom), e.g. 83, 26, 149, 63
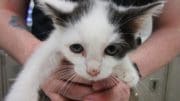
42, 69, 94, 101
42, 58, 129, 101
84, 81, 130, 101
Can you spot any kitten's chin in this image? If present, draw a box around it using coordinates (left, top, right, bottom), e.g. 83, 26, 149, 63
79, 73, 112, 82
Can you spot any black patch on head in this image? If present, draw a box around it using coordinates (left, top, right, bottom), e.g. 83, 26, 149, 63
109, 6, 148, 34
45, 0, 92, 27
111, 0, 160, 6
108, 1, 163, 56
108, 5, 146, 58
108, 8, 147, 59
136, 37, 142, 45
32, 6, 54, 41
117, 33, 137, 58
109, 1, 163, 34
107, 33, 137, 59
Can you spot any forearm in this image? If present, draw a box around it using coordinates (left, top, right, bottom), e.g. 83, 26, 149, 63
130, 0, 180, 78
0, 10, 41, 64
130, 26, 180, 77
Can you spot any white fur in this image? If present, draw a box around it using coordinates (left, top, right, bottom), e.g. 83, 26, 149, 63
59, 1, 117, 81
5, 32, 63, 101
5, 1, 164, 101
110, 2, 127, 12
113, 56, 140, 87
144, 1, 165, 16
38, 0, 78, 14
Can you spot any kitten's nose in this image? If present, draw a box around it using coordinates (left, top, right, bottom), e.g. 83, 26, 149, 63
87, 69, 100, 77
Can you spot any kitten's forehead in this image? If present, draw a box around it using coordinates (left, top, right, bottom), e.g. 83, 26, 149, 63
42, 0, 127, 27
42, 0, 164, 55
39, 0, 164, 34
58, 0, 129, 54
71, 1, 120, 44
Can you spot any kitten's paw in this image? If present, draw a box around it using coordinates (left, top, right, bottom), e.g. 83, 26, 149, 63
122, 72, 140, 87
115, 70, 139, 87
114, 63, 140, 87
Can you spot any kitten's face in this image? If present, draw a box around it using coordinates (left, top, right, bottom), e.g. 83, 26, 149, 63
38, 0, 164, 84
59, 19, 124, 81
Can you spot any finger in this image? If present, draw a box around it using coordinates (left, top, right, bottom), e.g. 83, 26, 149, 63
43, 78, 93, 100
84, 81, 130, 101
42, 78, 63, 93
60, 82, 93, 100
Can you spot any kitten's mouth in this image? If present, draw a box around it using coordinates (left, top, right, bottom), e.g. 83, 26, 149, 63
59, 58, 118, 87
57, 58, 92, 85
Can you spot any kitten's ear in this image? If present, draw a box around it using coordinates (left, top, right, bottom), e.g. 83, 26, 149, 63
130, 1, 165, 17
119, 1, 165, 34
37, 0, 78, 16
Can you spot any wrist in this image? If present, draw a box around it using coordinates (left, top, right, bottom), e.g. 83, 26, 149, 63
0, 10, 42, 64
128, 52, 145, 78
19, 38, 41, 64
133, 63, 142, 78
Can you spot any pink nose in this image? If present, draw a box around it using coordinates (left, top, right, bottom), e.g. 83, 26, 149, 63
87, 69, 100, 77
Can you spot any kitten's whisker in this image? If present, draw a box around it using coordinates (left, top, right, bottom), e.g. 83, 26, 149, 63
59, 72, 75, 88
107, 77, 117, 88
57, 71, 75, 80
63, 74, 77, 96
63, 81, 73, 97
54, 67, 74, 78
107, 78, 114, 88
61, 73, 76, 96
103, 78, 113, 89
60, 74, 74, 95
111, 76, 119, 86
55, 68, 72, 74
57, 69, 73, 72
113, 72, 125, 80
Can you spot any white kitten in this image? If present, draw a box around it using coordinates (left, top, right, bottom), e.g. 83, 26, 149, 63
5, 0, 164, 101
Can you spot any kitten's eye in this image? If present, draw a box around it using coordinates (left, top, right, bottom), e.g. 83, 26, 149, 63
105, 45, 119, 56
70, 44, 84, 53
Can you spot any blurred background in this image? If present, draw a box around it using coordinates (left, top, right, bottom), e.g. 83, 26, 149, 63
0, 1, 180, 101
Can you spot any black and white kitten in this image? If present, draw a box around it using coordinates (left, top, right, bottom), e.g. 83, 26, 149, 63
5, 0, 164, 101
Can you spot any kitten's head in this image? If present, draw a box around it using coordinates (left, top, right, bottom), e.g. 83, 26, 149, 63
38, 0, 164, 86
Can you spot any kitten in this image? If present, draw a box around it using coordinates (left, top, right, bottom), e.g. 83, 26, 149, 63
5, 0, 164, 101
